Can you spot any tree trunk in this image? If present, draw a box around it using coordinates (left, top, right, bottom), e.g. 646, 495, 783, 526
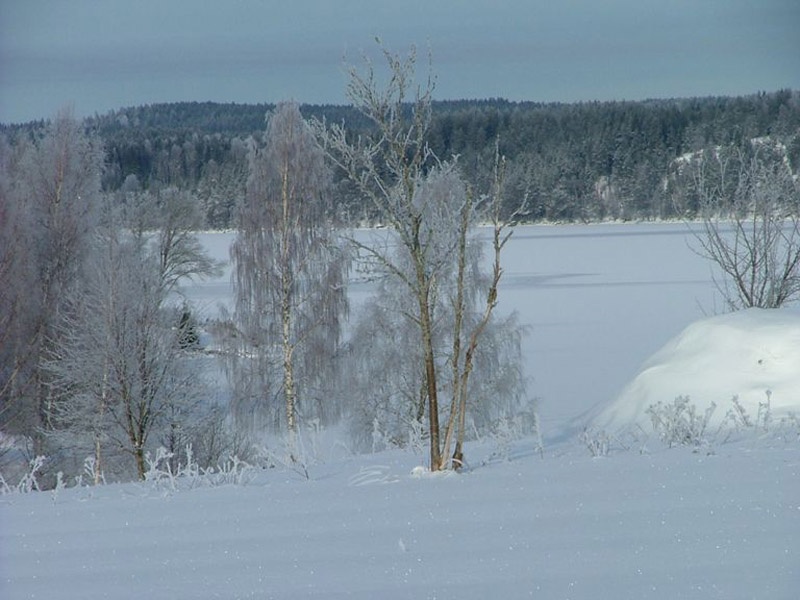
93, 438, 103, 485
411, 215, 442, 471
134, 445, 146, 480
441, 190, 472, 468
283, 297, 298, 459
418, 285, 441, 470
280, 149, 298, 459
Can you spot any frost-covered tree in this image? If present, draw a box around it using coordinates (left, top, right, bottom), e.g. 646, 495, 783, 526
227, 102, 349, 455
342, 162, 526, 464
45, 189, 220, 481
314, 46, 523, 470
0, 109, 103, 456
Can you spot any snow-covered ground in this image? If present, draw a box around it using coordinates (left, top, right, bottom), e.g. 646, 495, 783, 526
2, 223, 799, 599
2, 442, 797, 599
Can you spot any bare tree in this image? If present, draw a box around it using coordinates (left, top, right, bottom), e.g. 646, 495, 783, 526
690, 144, 800, 310
314, 46, 521, 470
314, 45, 443, 468
443, 151, 516, 468
228, 102, 349, 456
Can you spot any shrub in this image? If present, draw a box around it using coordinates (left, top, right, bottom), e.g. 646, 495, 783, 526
646, 396, 716, 447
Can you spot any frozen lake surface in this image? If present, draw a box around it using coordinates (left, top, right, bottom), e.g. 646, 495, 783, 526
190, 222, 719, 439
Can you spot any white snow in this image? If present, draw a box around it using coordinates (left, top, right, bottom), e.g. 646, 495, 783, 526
2, 223, 799, 599
2, 444, 797, 599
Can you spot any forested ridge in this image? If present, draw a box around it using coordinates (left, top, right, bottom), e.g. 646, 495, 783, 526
3, 90, 798, 226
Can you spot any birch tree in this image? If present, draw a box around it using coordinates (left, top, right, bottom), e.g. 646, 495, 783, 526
228, 102, 349, 456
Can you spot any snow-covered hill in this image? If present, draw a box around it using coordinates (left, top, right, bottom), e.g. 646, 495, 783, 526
595, 308, 800, 432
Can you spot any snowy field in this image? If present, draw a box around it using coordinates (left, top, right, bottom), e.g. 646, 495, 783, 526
2, 223, 799, 599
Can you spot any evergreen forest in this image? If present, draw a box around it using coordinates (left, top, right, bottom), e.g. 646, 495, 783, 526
4, 90, 799, 227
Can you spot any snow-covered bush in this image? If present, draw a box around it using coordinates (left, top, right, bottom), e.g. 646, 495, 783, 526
723, 392, 772, 431
579, 427, 611, 457
253, 419, 346, 480
407, 418, 429, 458
642, 392, 799, 449
488, 414, 524, 462
143, 445, 255, 491
51, 471, 66, 503
481, 410, 542, 465
777, 412, 800, 442
646, 396, 716, 447
718, 391, 800, 443
80, 456, 105, 487
0, 433, 34, 490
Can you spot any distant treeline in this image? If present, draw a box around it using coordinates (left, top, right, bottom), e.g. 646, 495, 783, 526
3, 91, 799, 226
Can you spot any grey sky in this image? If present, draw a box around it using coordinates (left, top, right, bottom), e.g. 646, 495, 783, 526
1, 0, 798, 124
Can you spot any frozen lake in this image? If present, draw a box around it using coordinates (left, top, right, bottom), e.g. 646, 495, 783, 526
188, 222, 719, 441
495, 223, 718, 438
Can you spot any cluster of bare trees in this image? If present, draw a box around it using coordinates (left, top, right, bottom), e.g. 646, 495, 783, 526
2, 47, 531, 484
1, 110, 104, 465
217, 59, 796, 474
218, 47, 526, 471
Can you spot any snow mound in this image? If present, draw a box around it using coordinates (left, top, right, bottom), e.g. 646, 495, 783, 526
595, 308, 800, 431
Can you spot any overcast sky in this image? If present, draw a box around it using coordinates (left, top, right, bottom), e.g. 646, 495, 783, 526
1, 0, 798, 124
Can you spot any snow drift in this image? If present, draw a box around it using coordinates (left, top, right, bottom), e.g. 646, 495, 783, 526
595, 308, 800, 431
